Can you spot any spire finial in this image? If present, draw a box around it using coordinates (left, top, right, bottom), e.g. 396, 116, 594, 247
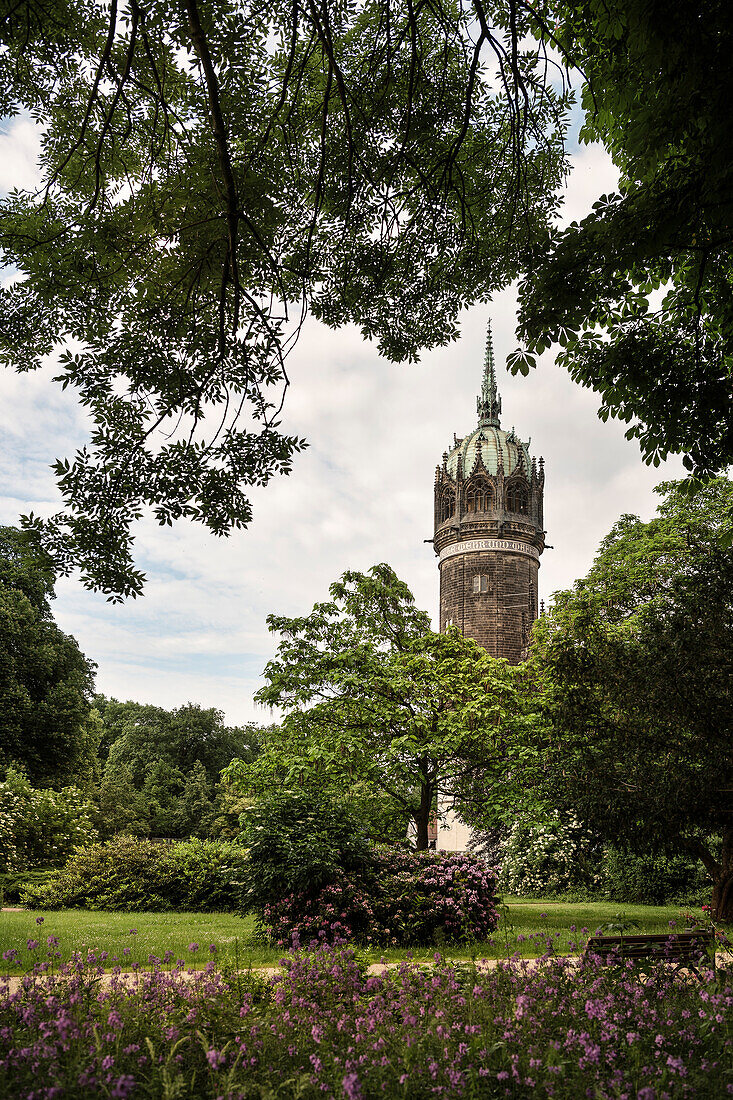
477, 319, 501, 427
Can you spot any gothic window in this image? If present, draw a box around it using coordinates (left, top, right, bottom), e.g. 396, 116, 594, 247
439, 488, 454, 524
464, 478, 493, 513
472, 575, 490, 595
506, 479, 529, 515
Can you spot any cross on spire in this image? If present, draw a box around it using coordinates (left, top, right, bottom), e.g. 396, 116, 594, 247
477, 320, 501, 427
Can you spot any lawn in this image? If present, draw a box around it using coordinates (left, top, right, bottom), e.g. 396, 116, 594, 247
0, 898, 710, 974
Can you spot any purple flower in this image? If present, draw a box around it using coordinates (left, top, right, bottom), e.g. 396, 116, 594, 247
342, 1073, 362, 1099
110, 1077, 136, 1099
188, 943, 199, 952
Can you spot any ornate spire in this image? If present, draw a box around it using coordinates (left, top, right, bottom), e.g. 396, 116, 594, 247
476, 320, 501, 428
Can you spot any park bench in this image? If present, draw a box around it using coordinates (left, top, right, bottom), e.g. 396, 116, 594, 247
583, 931, 715, 976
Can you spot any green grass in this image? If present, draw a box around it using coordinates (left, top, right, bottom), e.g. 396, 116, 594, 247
0, 910, 280, 973
1, 898, 711, 975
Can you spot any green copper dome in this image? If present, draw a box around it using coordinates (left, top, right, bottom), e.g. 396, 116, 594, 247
443, 323, 532, 480
445, 425, 531, 479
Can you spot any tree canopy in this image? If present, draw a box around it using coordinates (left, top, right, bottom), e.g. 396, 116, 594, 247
0, 0, 567, 597
508, 479, 733, 918
93, 697, 265, 837
0, 527, 96, 785
3, 1, 730, 598
233, 563, 529, 849
512, 0, 733, 476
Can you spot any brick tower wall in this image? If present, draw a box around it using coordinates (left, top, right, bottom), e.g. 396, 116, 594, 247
439, 550, 539, 664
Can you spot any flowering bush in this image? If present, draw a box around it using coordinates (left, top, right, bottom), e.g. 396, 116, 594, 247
0, 934, 731, 1097
496, 809, 711, 905
0, 767, 97, 874
498, 811, 604, 897
24, 836, 248, 912
262, 847, 500, 946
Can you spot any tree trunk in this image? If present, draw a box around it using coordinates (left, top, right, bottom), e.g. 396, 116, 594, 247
415, 773, 432, 851
711, 824, 733, 921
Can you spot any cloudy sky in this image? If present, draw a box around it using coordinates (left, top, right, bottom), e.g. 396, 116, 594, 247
0, 110, 684, 725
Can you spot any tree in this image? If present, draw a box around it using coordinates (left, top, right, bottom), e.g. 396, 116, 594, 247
0, 527, 96, 785
95, 697, 263, 785
177, 760, 215, 838
0, 766, 98, 873
232, 564, 527, 849
141, 758, 186, 837
519, 479, 733, 918
512, 0, 733, 476
0, 0, 568, 598
94, 697, 265, 836
98, 758, 149, 836
5, 3, 730, 598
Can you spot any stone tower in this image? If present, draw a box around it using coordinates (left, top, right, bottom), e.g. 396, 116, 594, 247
433, 323, 545, 663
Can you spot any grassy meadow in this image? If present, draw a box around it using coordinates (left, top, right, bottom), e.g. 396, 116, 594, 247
0, 898, 711, 974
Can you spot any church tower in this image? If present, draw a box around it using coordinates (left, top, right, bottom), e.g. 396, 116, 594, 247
433, 323, 545, 663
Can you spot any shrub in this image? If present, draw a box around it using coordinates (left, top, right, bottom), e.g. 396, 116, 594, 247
0, 767, 97, 873
241, 789, 372, 915
23, 836, 247, 911
600, 844, 711, 906
498, 811, 604, 897
262, 846, 500, 946
158, 839, 249, 911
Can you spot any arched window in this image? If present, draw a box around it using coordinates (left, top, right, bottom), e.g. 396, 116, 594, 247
506, 479, 529, 515
439, 488, 454, 524
464, 479, 493, 513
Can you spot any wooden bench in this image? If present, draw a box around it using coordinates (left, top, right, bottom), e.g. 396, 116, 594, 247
583, 931, 715, 976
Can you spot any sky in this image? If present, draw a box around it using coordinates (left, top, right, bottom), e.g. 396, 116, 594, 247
0, 112, 684, 726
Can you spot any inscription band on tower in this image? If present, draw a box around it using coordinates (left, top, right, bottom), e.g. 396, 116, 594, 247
438, 538, 540, 564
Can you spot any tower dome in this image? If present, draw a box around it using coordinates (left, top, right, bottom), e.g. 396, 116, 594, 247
433, 321, 546, 663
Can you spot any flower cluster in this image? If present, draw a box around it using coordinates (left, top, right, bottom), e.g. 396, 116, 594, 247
0, 768, 97, 875
0, 934, 731, 1098
499, 810, 603, 897
262, 847, 500, 946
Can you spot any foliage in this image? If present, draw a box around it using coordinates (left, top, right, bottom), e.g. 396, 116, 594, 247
513, 0, 733, 477
240, 789, 372, 917
94, 697, 262, 785
601, 845, 711, 908
98, 761, 150, 838
0, 767, 97, 874
176, 760, 216, 839
1, 939, 731, 1098
521, 478, 733, 918
235, 564, 529, 849
493, 808, 708, 905
0, 867, 55, 907
498, 811, 603, 898
24, 836, 248, 913
94, 699, 265, 839
0, 1, 568, 598
140, 759, 186, 837
0, 527, 95, 785
262, 848, 500, 948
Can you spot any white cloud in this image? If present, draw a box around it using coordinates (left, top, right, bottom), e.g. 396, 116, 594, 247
0, 117, 41, 192
559, 141, 619, 226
